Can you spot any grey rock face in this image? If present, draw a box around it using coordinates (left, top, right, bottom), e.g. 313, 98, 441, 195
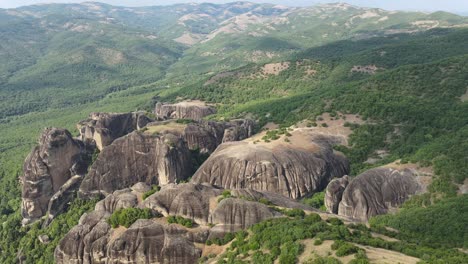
77, 112, 151, 150
191, 141, 350, 199
324, 176, 349, 214
329, 168, 422, 221
79, 131, 193, 197
154, 102, 216, 121
57, 184, 305, 264
211, 198, 279, 233
21, 128, 86, 224
221, 119, 255, 143
147, 119, 255, 153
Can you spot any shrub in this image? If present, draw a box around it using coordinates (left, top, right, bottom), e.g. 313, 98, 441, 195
107, 208, 153, 228
142, 185, 160, 200
167, 215, 195, 228
327, 217, 344, 226
282, 208, 306, 218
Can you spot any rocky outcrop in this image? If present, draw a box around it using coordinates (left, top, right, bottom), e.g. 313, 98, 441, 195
326, 167, 423, 221
211, 198, 278, 232
191, 140, 349, 199
146, 119, 255, 153
77, 112, 151, 150
324, 176, 349, 214
57, 183, 309, 264
21, 128, 87, 225
154, 101, 216, 121
79, 131, 193, 197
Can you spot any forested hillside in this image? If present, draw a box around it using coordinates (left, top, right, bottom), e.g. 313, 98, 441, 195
0, 2, 467, 263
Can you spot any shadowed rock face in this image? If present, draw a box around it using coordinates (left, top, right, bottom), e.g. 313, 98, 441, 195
155, 102, 216, 121
56, 183, 307, 264
326, 168, 422, 221
21, 128, 86, 224
324, 176, 349, 214
79, 131, 193, 197
191, 141, 350, 199
77, 112, 151, 150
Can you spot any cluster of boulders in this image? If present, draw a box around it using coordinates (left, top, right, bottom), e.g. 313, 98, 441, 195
325, 167, 424, 221
20, 100, 429, 263
21, 102, 255, 224
55, 182, 310, 264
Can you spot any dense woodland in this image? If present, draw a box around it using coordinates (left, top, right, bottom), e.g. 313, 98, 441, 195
0, 2, 467, 263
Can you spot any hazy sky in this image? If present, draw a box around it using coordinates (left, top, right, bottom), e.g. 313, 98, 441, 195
0, 0, 467, 14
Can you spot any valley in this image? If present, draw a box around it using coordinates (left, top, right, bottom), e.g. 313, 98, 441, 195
0, 1, 467, 264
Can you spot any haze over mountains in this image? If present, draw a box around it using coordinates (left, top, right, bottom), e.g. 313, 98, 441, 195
0, 1, 467, 263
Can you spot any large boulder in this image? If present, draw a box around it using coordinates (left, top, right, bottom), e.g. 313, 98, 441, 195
191, 133, 349, 199
77, 112, 151, 150
145, 119, 255, 153
21, 128, 87, 224
326, 167, 423, 221
154, 101, 216, 121
56, 183, 308, 264
324, 176, 349, 214
79, 131, 193, 197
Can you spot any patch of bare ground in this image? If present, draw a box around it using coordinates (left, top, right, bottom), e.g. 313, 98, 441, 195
299, 240, 355, 263
460, 88, 468, 102
261, 62, 290, 75
201, 243, 230, 257
174, 32, 203, 45
173, 99, 213, 107
356, 245, 420, 264
296, 112, 365, 146
458, 178, 468, 194
370, 232, 399, 242
144, 121, 188, 135
300, 239, 419, 264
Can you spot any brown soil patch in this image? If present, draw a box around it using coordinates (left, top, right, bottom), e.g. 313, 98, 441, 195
357, 245, 420, 264
262, 122, 279, 130
261, 62, 290, 75
370, 232, 399, 242
145, 122, 187, 135
460, 88, 468, 102
299, 240, 355, 263
296, 113, 365, 146
174, 32, 202, 45
201, 244, 230, 257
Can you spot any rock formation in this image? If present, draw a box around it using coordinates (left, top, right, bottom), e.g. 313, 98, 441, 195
325, 167, 423, 221
77, 112, 151, 150
324, 176, 349, 214
145, 119, 255, 153
56, 183, 310, 264
79, 131, 193, 197
154, 101, 216, 121
191, 137, 349, 199
21, 128, 87, 224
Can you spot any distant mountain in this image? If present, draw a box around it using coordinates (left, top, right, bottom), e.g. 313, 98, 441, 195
1, 1, 466, 120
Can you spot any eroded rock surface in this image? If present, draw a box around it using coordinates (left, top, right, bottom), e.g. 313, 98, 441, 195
79, 131, 193, 197
57, 183, 308, 264
191, 135, 349, 199
327, 167, 423, 221
145, 119, 255, 153
154, 101, 216, 121
77, 112, 151, 150
324, 176, 349, 214
21, 128, 87, 224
